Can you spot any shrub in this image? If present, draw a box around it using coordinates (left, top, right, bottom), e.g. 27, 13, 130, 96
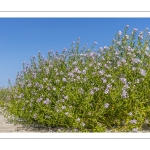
1, 25, 150, 132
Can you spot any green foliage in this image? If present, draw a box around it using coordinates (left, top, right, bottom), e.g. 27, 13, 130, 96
1, 25, 150, 132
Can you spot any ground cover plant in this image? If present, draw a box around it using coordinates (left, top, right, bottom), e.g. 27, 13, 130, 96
1, 25, 150, 132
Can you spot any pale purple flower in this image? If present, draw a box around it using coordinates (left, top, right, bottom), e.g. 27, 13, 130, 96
62, 106, 66, 110
18, 93, 24, 98
128, 112, 133, 116
78, 88, 84, 94
121, 89, 128, 98
56, 79, 60, 83
121, 58, 126, 63
45, 68, 49, 75
123, 84, 130, 89
65, 112, 69, 116
94, 87, 99, 91
68, 72, 74, 77
111, 79, 115, 83
118, 31, 122, 36
36, 97, 43, 103
101, 78, 107, 83
132, 128, 138, 132
120, 77, 127, 84
138, 35, 143, 40
97, 63, 102, 66
74, 67, 79, 72
132, 67, 136, 71
53, 87, 56, 91
145, 119, 149, 124
117, 41, 121, 46
117, 61, 122, 67
43, 78, 48, 82
126, 25, 129, 28
27, 83, 32, 87
43, 98, 51, 105
136, 79, 140, 83
76, 118, 80, 122
133, 28, 138, 32
35, 82, 39, 87
125, 35, 129, 39
106, 83, 112, 89
60, 71, 63, 75
140, 69, 146, 76
99, 47, 103, 52
140, 31, 143, 35
82, 70, 86, 75
39, 84, 43, 89
104, 103, 109, 108
130, 119, 137, 124
32, 73, 36, 78
62, 78, 67, 82
94, 42, 98, 44
104, 89, 109, 94
77, 70, 81, 74
99, 70, 104, 75
33, 113, 37, 119
90, 90, 94, 95
83, 78, 87, 82
104, 64, 109, 68
89, 63, 93, 67
81, 122, 85, 127
64, 95, 68, 100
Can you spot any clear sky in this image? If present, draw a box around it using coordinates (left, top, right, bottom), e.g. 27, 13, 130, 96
0, 18, 150, 87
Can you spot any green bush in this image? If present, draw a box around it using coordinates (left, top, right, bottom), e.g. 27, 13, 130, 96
1, 25, 150, 132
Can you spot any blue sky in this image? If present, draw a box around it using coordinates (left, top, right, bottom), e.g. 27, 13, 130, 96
0, 18, 150, 87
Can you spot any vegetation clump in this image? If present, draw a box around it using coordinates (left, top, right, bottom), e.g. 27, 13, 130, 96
1, 25, 150, 132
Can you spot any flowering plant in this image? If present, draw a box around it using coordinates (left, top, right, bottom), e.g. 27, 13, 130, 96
1, 25, 150, 132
